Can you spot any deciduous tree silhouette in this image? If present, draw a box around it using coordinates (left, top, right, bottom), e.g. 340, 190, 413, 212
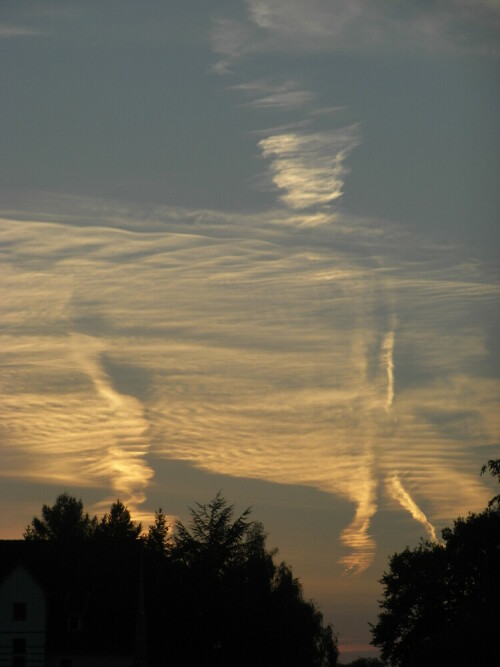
481, 457, 500, 508
24, 492, 97, 541
269, 562, 338, 667
370, 460, 500, 667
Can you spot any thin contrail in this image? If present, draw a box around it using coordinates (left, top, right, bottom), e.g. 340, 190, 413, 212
387, 475, 438, 542
381, 331, 395, 412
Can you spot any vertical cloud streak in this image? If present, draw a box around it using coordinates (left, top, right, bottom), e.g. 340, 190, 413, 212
381, 331, 395, 412
339, 459, 377, 574
70, 334, 153, 509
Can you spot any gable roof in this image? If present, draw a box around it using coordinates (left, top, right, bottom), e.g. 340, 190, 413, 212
0, 561, 47, 597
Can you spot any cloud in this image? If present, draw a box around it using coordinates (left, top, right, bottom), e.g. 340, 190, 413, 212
253, 120, 312, 137
0, 329, 153, 514
258, 128, 359, 210
228, 0, 500, 58
210, 17, 256, 74
381, 331, 395, 412
0, 24, 45, 38
232, 79, 316, 111
1, 197, 498, 571
339, 461, 377, 574
212, 17, 252, 56
387, 475, 437, 542
247, 0, 365, 40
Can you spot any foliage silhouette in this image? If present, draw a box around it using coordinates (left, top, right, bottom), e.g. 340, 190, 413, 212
24, 492, 97, 541
171, 490, 266, 571
96, 499, 142, 540
269, 562, 338, 667
340, 659, 385, 666
481, 457, 500, 508
149, 492, 339, 666
22, 490, 338, 665
144, 507, 170, 554
370, 459, 500, 667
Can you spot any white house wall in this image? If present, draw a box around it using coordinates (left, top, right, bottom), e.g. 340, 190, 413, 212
0, 565, 46, 666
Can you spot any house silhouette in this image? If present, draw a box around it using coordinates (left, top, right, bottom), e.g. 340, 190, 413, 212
0, 540, 147, 667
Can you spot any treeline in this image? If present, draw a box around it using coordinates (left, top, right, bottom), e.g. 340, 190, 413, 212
24, 491, 338, 666
22, 458, 499, 666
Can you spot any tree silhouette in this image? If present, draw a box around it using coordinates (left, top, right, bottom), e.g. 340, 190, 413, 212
172, 490, 265, 572
96, 499, 142, 540
371, 460, 500, 666
144, 507, 170, 554
21, 490, 339, 666
269, 563, 339, 667
165, 492, 339, 666
481, 457, 500, 508
340, 659, 385, 666
24, 492, 97, 541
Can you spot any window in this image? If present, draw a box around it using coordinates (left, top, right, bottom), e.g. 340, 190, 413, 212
12, 603, 26, 621
67, 615, 81, 631
13, 637, 26, 667
12, 638, 26, 653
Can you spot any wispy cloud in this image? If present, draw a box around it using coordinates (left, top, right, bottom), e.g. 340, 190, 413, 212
0, 24, 45, 39
0, 329, 153, 515
252, 120, 312, 137
209, 0, 500, 61
1, 197, 498, 571
232, 79, 315, 111
258, 128, 359, 210
210, 17, 256, 74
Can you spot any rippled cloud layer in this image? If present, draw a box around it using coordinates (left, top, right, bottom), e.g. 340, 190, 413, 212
1, 197, 498, 572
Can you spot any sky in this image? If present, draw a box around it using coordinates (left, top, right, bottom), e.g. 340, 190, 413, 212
1, 0, 499, 659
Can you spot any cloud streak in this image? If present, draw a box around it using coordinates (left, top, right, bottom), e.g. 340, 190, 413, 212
0, 24, 45, 38
381, 331, 395, 412
232, 79, 315, 110
387, 475, 438, 542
